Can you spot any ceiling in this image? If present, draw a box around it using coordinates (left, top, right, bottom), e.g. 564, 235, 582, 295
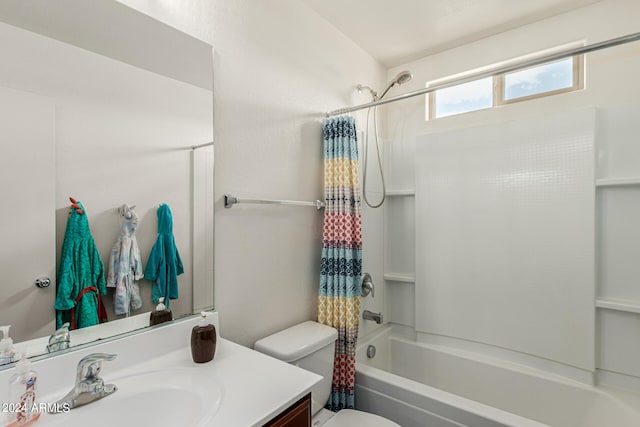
300, 0, 602, 67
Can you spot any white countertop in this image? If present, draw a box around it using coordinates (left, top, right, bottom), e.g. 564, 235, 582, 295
0, 312, 322, 427
106, 339, 321, 426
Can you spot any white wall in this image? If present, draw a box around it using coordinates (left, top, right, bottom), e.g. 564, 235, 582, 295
117, 0, 386, 346
382, 0, 640, 385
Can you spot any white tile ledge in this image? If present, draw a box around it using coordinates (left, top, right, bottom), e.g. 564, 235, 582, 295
386, 189, 415, 196
596, 177, 640, 187
384, 273, 416, 283
596, 298, 640, 314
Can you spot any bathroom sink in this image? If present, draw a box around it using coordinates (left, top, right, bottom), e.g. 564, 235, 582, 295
39, 367, 223, 426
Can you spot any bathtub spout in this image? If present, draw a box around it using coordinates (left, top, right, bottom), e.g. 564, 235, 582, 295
363, 310, 383, 324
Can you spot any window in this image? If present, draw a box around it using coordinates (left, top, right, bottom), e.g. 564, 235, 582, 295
432, 77, 493, 118
426, 55, 583, 120
499, 57, 581, 102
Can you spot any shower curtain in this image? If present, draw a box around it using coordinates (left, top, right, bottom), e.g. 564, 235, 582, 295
317, 115, 362, 411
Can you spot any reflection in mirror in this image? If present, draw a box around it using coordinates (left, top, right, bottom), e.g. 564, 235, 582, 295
0, 0, 214, 366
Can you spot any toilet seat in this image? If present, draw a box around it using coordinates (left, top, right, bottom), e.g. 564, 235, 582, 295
322, 409, 400, 427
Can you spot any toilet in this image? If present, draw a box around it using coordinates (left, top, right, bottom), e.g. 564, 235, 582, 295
254, 321, 400, 427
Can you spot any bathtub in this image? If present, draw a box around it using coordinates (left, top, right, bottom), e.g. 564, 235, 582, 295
355, 325, 640, 427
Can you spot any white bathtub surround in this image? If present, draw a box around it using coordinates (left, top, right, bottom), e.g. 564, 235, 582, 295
415, 109, 596, 375
382, 103, 640, 392
355, 325, 640, 427
381, 0, 640, 396
0, 312, 321, 426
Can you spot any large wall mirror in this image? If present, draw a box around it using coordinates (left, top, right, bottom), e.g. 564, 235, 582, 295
0, 0, 214, 366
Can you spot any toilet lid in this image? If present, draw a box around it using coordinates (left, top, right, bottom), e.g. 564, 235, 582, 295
323, 409, 400, 427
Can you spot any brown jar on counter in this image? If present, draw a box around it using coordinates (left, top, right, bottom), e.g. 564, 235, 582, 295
191, 312, 216, 363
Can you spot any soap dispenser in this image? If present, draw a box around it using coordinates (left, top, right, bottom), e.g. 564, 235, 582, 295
191, 312, 216, 363
7, 352, 41, 426
149, 297, 173, 326
0, 325, 16, 365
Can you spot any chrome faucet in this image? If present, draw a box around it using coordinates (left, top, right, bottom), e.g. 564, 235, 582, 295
362, 310, 383, 324
54, 353, 117, 411
47, 322, 70, 353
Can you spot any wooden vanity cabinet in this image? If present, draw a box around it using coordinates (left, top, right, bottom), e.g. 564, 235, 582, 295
264, 393, 311, 427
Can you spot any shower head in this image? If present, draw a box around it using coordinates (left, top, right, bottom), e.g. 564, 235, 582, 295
377, 70, 413, 100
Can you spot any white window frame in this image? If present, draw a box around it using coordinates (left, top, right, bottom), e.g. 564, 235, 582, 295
426, 55, 584, 120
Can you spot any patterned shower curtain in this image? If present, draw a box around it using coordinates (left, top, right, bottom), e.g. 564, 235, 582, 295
317, 115, 362, 411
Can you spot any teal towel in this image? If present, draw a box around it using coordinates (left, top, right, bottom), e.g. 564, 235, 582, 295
55, 201, 106, 329
144, 204, 183, 307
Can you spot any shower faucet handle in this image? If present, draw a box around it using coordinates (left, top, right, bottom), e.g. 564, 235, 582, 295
362, 273, 375, 298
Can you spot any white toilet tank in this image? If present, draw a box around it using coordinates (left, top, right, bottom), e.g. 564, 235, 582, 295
254, 321, 338, 415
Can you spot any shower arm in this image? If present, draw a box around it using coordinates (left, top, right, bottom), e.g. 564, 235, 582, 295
357, 84, 378, 100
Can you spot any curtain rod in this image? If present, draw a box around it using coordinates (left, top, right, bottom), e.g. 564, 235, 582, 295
326, 31, 640, 117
